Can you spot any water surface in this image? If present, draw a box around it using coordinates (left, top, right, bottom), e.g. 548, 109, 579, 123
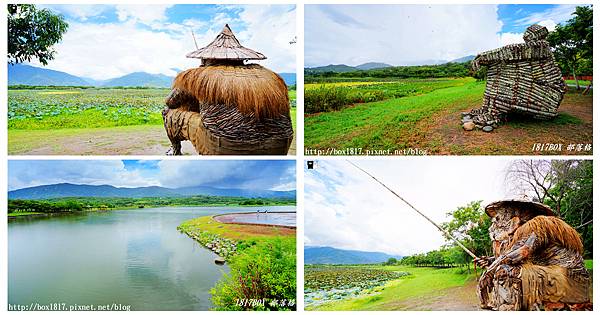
8, 206, 294, 310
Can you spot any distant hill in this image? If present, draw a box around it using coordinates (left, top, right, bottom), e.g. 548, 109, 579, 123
305, 64, 358, 73
102, 72, 173, 88
355, 62, 393, 70
8, 183, 296, 200
449, 55, 475, 63
8, 64, 90, 86
305, 246, 402, 264
8, 64, 296, 88
278, 73, 296, 86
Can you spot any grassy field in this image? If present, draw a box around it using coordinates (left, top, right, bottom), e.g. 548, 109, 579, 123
305, 79, 593, 155
307, 261, 594, 311
566, 79, 592, 86
178, 215, 296, 241
306, 265, 477, 311
8, 88, 297, 155
7, 211, 42, 217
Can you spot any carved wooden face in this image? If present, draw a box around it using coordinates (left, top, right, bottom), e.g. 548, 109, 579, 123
489, 212, 522, 256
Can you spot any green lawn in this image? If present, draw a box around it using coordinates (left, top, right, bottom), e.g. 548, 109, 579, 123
8, 212, 42, 217
585, 259, 593, 272
305, 79, 483, 151
310, 261, 594, 311
9, 89, 298, 155
309, 266, 476, 311
566, 79, 592, 86
305, 79, 592, 155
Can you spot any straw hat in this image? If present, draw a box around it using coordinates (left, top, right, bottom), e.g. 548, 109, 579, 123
186, 24, 266, 61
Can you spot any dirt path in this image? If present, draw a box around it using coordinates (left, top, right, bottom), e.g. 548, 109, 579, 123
9, 125, 296, 156
424, 92, 593, 155
384, 278, 480, 311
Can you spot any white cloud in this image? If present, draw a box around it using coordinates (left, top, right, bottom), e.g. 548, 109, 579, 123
115, 5, 173, 24
235, 5, 296, 73
42, 5, 112, 21
305, 159, 514, 256
538, 19, 557, 32
512, 4, 579, 28
32, 21, 194, 80
499, 32, 524, 46
32, 5, 295, 80
8, 161, 157, 190
305, 4, 503, 67
8, 160, 295, 192
155, 160, 295, 190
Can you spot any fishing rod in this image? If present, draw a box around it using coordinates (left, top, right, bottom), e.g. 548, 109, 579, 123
347, 160, 478, 259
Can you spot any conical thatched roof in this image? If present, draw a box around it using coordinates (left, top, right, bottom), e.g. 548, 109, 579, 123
186, 24, 266, 61
485, 199, 555, 219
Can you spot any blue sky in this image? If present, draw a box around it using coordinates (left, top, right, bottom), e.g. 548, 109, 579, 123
304, 159, 513, 256
30, 4, 296, 79
8, 160, 296, 191
305, 4, 589, 67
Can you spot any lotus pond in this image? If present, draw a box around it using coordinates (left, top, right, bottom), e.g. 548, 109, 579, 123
304, 265, 410, 308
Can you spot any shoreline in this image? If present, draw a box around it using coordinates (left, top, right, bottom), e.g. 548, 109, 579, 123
8, 204, 297, 219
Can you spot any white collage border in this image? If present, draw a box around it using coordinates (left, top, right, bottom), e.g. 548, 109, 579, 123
1, 0, 598, 314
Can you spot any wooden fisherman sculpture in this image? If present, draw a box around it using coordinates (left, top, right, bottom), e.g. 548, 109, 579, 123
463, 24, 566, 131
163, 24, 293, 155
475, 200, 591, 311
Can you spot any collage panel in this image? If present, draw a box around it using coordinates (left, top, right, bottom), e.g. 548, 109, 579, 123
8, 4, 297, 156
304, 159, 592, 310
304, 4, 593, 156
7, 160, 297, 311
3, 1, 596, 314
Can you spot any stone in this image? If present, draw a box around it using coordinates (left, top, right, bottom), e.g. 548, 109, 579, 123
214, 257, 226, 265
483, 125, 493, 132
463, 121, 476, 131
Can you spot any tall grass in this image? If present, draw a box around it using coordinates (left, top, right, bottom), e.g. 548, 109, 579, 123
304, 79, 472, 114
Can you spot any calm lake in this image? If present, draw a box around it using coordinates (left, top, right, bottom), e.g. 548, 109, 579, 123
8, 206, 295, 311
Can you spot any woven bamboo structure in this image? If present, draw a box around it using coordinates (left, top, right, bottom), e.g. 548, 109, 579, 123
464, 25, 566, 131
163, 24, 293, 155
476, 200, 591, 311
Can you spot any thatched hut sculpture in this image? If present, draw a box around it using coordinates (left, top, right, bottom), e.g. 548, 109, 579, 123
463, 25, 566, 131
475, 200, 591, 311
163, 24, 293, 155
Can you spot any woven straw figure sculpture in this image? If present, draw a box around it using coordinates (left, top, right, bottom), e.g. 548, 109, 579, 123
163, 24, 293, 155
464, 25, 566, 131
475, 200, 591, 311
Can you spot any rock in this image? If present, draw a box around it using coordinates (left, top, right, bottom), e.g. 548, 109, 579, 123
215, 257, 226, 265
483, 125, 494, 132
463, 121, 475, 131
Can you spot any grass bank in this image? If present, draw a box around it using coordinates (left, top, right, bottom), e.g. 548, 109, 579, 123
305, 80, 592, 155
305, 80, 483, 151
178, 215, 296, 311
309, 261, 594, 311
309, 265, 476, 311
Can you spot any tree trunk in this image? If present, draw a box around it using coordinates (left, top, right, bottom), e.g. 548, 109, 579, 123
571, 63, 580, 91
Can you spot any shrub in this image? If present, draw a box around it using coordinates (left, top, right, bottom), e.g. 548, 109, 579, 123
211, 237, 296, 310
305, 86, 349, 113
